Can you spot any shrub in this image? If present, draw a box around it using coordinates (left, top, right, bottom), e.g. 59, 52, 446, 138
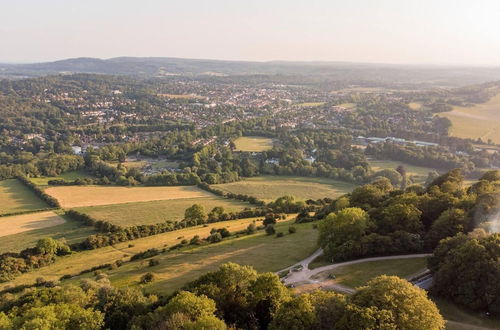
148, 259, 160, 267
276, 232, 284, 238
265, 224, 276, 235
140, 272, 155, 284
288, 226, 297, 234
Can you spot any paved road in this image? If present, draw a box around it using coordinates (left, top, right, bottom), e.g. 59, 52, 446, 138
279, 250, 432, 292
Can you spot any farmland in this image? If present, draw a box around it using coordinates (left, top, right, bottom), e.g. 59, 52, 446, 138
0, 211, 65, 238
0, 179, 49, 215
44, 185, 212, 208
0, 212, 97, 253
233, 136, 274, 152
74, 196, 251, 227
0, 217, 304, 290
214, 176, 357, 202
68, 219, 318, 295
439, 94, 500, 144
368, 159, 438, 184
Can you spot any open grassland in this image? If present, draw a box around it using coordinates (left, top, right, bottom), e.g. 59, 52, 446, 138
45, 185, 212, 208
0, 211, 65, 238
368, 159, 438, 184
74, 197, 251, 227
29, 170, 94, 187
0, 179, 49, 215
233, 136, 274, 152
296, 102, 325, 107
312, 257, 427, 289
0, 217, 287, 290
408, 102, 423, 110
0, 212, 97, 253
68, 220, 317, 295
214, 176, 357, 202
439, 94, 500, 144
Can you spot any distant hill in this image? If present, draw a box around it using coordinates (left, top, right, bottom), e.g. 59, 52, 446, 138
1, 57, 500, 86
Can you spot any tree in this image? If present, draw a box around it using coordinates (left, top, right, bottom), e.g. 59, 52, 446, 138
265, 224, 276, 235
425, 208, 468, 247
184, 204, 206, 224
246, 222, 257, 234
269, 295, 316, 330
140, 272, 155, 284
428, 233, 500, 315
350, 275, 445, 330
378, 203, 422, 234
318, 208, 369, 258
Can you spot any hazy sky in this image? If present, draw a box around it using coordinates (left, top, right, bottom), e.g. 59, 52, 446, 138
1, 0, 500, 65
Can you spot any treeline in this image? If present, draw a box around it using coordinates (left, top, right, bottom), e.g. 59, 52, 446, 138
0, 262, 445, 329
314, 169, 500, 262
16, 176, 60, 207
197, 182, 266, 206
0, 238, 70, 282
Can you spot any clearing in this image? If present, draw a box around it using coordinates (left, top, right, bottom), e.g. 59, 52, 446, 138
0, 217, 301, 290
0, 211, 65, 239
438, 94, 500, 144
368, 159, 438, 184
44, 185, 213, 208
296, 102, 326, 107
0, 179, 49, 215
74, 197, 251, 227
233, 136, 274, 152
0, 213, 97, 253
214, 176, 357, 202
29, 170, 95, 187
408, 102, 424, 110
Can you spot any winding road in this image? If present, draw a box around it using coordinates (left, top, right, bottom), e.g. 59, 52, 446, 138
278, 249, 432, 293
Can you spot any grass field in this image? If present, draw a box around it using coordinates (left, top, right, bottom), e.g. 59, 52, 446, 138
296, 102, 325, 107
368, 159, 438, 184
68, 220, 318, 295
435, 298, 500, 330
439, 94, 500, 144
29, 170, 94, 187
0, 211, 65, 238
233, 136, 274, 152
0, 179, 49, 215
214, 176, 357, 202
0, 212, 98, 253
74, 197, 251, 227
312, 257, 427, 289
0, 217, 306, 290
45, 185, 213, 208
408, 102, 423, 110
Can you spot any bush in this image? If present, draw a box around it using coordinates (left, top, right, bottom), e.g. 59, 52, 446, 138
276, 232, 284, 238
288, 226, 297, 234
140, 272, 155, 284
265, 224, 276, 235
148, 259, 160, 267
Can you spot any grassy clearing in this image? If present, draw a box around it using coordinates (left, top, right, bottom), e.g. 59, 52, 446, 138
434, 298, 500, 330
0, 212, 98, 253
368, 159, 438, 184
234, 136, 274, 152
0, 179, 48, 215
45, 185, 212, 208
69, 220, 318, 295
312, 257, 427, 289
296, 102, 325, 107
408, 102, 423, 111
0, 211, 65, 238
214, 176, 357, 202
74, 197, 251, 227
439, 94, 500, 144
29, 170, 94, 187
0, 217, 280, 290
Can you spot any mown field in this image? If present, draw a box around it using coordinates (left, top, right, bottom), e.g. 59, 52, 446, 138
233, 136, 274, 152
74, 196, 251, 227
368, 159, 438, 184
45, 185, 212, 208
313, 257, 427, 289
0, 211, 65, 238
0, 212, 98, 253
0, 217, 304, 290
0, 179, 49, 215
439, 94, 500, 144
67, 219, 318, 295
214, 176, 357, 202
29, 170, 94, 187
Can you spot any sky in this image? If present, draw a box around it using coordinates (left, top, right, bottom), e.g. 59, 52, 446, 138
1, 0, 500, 65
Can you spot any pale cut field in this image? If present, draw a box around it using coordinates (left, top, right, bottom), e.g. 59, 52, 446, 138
214, 176, 357, 202
0, 211, 65, 238
45, 185, 213, 208
439, 94, 500, 144
0, 216, 270, 289
234, 136, 274, 152
0, 179, 49, 215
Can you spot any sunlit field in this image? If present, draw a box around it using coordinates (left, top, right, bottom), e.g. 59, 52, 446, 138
233, 136, 274, 152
